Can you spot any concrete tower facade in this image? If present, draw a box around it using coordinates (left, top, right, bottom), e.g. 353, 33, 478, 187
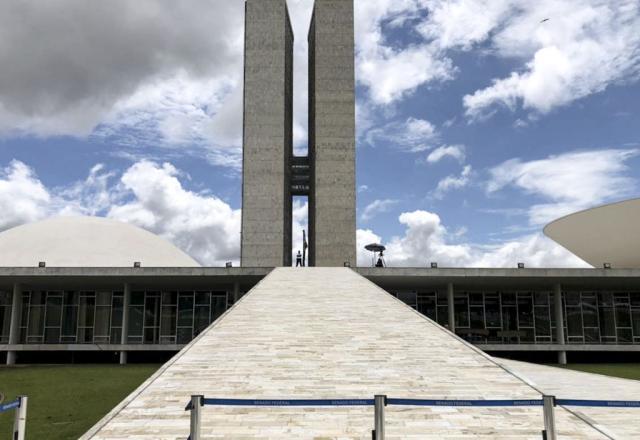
241, 0, 293, 267
241, 0, 355, 267
308, 0, 356, 267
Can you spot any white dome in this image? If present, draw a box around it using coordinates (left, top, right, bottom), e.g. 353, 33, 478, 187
0, 216, 201, 267
544, 198, 640, 269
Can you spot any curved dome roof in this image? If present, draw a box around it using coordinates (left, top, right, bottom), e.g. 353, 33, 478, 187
0, 216, 200, 267
544, 198, 640, 269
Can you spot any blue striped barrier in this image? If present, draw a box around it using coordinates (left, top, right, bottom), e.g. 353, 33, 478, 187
200, 398, 374, 408
557, 399, 640, 408
387, 398, 543, 407
0, 399, 21, 413
185, 397, 640, 410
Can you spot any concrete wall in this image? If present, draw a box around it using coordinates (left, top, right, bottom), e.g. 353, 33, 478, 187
241, 0, 293, 267
308, 0, 356, 267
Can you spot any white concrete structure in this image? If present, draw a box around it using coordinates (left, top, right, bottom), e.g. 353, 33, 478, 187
0, 216, 200, 267
544, 199, 640, 269
84, 268, 611, 439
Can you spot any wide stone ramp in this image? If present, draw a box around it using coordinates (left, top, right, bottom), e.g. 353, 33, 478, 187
83, 268, 606, 439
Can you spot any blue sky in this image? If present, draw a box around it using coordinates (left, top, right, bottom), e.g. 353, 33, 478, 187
0, 0, 639, 267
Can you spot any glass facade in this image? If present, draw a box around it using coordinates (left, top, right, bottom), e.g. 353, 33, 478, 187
0, 291, 11, 343
394, 290, 640, 345
2, 287, 640, 347
0, 289, 228, 345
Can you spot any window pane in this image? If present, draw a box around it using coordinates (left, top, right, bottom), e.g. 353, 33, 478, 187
397, 292, 417, 308
129, 305, 144, 337
599, 308, 616, 337
616, 304, 631, 328
211, 293, 227, 322
469, 306, 484, 329
178, 295, 194, 327
582, 295, 598, 327
144, 296, 160, 327
45, 327, 60, 343
417, 293, 436, 321
517, 295, 533, 327
61, 305, 78, 338
78, 296, 95, 327
97, 291, 112, 306
566, 306, 583, 337
28, 306, 45, 337
45, 296, 62, 327
194, 306, 210, 335
454, 294, 469, 328
195, 291, 211, 305
485, 295, 500, 327
161, 305, 177, 337
95, 306, 111, 337
534, 306, 551, 337
177, 327, 192, 344
111, 295, 123, 327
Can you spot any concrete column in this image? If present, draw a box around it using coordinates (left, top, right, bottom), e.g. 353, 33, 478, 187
7, 283, 23, 365
119, 283, 131, 365
554, 284, 567, 365
233, 281, 240, 304
447, 283, 455, 333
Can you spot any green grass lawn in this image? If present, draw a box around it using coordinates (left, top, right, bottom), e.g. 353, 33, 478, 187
0, 364, 160, 440
557, 363, 640, 381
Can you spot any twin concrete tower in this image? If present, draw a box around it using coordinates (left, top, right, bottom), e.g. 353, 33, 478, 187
241, 0, 356, 267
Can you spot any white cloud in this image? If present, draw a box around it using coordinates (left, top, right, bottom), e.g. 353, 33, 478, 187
107, 161, 241, 266
354, 0, 455, 105
0, 0, 244, 141
426, 145, 466, 163
433, 165, 472, 198
463, 0, 640, 118
488, 149, 639, 225
359, 209, 589, 268
0, 161, 51, 230
361, 199, 399, 222
366, 117, 438, 152
0, 160, 241, 266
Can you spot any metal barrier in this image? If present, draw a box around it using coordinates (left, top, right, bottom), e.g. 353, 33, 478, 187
185, 394, 640, 440
0, 396, 28, 440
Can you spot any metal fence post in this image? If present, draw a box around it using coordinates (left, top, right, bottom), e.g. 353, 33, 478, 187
542, 395, 556, 440
373, 395, 386, 440
13, 395, 27, 440
190, 395, 203, 440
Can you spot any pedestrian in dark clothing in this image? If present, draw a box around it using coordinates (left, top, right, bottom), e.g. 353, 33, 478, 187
296, 250, 303, 267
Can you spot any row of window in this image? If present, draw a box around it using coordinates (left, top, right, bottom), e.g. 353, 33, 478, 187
0, 290, 228, 345
395, 291, 640, 345
2, 289, 640, 346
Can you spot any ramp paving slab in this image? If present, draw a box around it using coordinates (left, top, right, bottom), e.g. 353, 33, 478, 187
498, 358, 640, 439
83, 268, 608, 439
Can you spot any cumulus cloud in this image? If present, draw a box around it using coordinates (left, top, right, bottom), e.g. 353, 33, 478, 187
0, 160, 241, 266
433, 165, 472, 198
426, 145, 466, 163
355, 0, 455, 105
360, 209, 588, 268
0, 161, 51, 230
366, 117, 438, 152
462, 0, 640, 118
488, 148, 639, 225
107, 161, 241, 266
360, 199, 399, 222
